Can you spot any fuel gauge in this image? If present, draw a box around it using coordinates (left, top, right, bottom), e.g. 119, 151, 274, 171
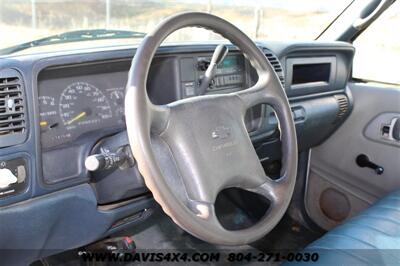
38, 96, 59, 132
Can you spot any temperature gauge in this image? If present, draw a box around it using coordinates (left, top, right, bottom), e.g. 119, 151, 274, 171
109, 88, 125, 124
110, 90, 124, 105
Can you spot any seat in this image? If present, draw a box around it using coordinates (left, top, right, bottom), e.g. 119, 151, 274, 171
287, 190, 400, 265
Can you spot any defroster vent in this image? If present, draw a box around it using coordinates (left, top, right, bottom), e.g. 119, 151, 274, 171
0, 69, 27, 148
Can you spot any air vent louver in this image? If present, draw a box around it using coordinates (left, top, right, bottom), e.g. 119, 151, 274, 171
263, 49, 285, 87
0, 69, 27, 148
334, 94, 349, 122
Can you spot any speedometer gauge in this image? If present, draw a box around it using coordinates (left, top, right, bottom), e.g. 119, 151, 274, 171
59, 82, 113, 130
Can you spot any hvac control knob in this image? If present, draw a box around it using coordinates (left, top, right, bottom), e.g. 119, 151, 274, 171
0, 168, 18, 189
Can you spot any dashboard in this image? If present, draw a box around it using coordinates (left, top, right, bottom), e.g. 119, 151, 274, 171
27, 42, 354, 191
0, 42, 355, 195
0, 41, 355, 262
0, 41, 356, 203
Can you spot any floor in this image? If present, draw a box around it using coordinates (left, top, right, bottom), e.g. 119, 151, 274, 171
252, 214, 322, 254
35, 208, 321, 266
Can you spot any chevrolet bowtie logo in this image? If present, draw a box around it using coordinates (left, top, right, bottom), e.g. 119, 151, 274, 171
211, 126, 231, 139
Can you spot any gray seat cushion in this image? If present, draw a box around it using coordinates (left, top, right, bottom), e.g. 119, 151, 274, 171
286, 190, 400, 265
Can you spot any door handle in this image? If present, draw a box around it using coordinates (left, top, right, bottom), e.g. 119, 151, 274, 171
392, 117, 400, 141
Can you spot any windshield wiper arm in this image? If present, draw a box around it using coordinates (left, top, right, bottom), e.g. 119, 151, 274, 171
0, 29, 146, 55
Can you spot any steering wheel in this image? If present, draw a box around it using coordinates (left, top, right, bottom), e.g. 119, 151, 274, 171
125, 12, 298, 245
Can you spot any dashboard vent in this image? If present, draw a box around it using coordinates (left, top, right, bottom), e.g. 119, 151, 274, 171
0, 69, 27, 148
263, 49, 285, 87
334, 94, 349, 122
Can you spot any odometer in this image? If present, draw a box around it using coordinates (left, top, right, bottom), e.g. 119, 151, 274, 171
59, 82, 112, 130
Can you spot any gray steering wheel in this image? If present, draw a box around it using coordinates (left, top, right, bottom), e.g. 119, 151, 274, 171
125, 12, 298, 245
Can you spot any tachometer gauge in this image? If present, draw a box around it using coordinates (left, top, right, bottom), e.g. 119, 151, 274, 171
38, 96, 59, 132
59, 82, 112, 130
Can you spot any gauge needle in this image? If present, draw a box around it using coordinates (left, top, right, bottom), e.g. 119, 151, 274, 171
39, 121, 48, 127
66, 111, 86, 125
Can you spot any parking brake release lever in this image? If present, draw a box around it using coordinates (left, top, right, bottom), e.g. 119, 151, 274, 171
356, 154, 384, 175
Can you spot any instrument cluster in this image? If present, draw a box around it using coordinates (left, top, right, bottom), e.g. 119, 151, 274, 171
38, 71, 127, 149
37, 52, 249, 150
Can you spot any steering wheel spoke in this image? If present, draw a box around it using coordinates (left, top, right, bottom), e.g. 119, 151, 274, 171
149, 102, 171, 134
235, 75, 273, 110
247, 174, 288, 205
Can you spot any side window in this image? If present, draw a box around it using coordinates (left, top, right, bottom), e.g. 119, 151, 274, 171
352, 1, 400, 85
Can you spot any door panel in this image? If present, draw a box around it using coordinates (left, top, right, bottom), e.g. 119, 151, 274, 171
305, 82, 400, 230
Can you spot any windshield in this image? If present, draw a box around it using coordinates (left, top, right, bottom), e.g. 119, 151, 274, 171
1, 0, 351, 55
